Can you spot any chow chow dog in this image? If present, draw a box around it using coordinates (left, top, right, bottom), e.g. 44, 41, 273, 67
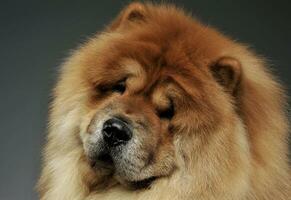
37, 2, 291, 200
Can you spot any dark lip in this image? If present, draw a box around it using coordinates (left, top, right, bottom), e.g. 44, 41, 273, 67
90, 152, 114, 170
129, 176, 157, 190
98, 152, 114, 164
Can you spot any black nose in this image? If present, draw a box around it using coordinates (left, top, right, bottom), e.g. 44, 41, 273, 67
102, 118, 132, 147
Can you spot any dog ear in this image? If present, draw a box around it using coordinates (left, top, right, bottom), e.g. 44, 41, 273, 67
210, 56, 241, 94
108, 2, 147, 31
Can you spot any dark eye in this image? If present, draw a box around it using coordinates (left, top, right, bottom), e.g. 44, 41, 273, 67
158, 100, 175, 120
111, 79, 126, 94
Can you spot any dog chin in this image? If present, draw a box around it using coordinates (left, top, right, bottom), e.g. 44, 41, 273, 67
89, 152, 157, 189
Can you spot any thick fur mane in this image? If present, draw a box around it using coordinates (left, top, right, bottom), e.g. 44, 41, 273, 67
37, 3, 290, 200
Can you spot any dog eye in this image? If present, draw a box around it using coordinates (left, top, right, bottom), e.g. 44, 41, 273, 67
111, 79, 126, 94
158, 100, 174, 120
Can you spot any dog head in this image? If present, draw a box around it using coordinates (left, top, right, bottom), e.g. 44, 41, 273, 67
75, 3, 243, 189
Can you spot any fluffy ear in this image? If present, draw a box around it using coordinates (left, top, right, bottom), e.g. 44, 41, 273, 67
210, 57, 241, 94
108, 2, 147, 31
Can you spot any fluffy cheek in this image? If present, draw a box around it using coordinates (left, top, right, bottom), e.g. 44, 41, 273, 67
114, 138, 176, 184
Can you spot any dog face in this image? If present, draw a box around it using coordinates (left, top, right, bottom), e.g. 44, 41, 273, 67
75, 3, 242, 189
81, 61, 177, 187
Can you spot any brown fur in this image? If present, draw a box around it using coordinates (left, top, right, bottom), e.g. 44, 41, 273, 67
37, 2, 290, 200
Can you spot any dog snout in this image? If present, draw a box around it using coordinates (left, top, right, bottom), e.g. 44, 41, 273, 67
102, 117, 132, 147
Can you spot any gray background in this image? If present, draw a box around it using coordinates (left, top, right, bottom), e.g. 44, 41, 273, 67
0, 0, 290, 199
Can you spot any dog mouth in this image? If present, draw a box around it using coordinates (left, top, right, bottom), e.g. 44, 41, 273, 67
90, 152, 114, 170
90, 152, 157, 189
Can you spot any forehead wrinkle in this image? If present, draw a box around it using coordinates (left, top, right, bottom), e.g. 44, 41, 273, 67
142, 67, 164, 96
165, 74, 198, 101
140, 66, 193, 100
121, 59, 148, 94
